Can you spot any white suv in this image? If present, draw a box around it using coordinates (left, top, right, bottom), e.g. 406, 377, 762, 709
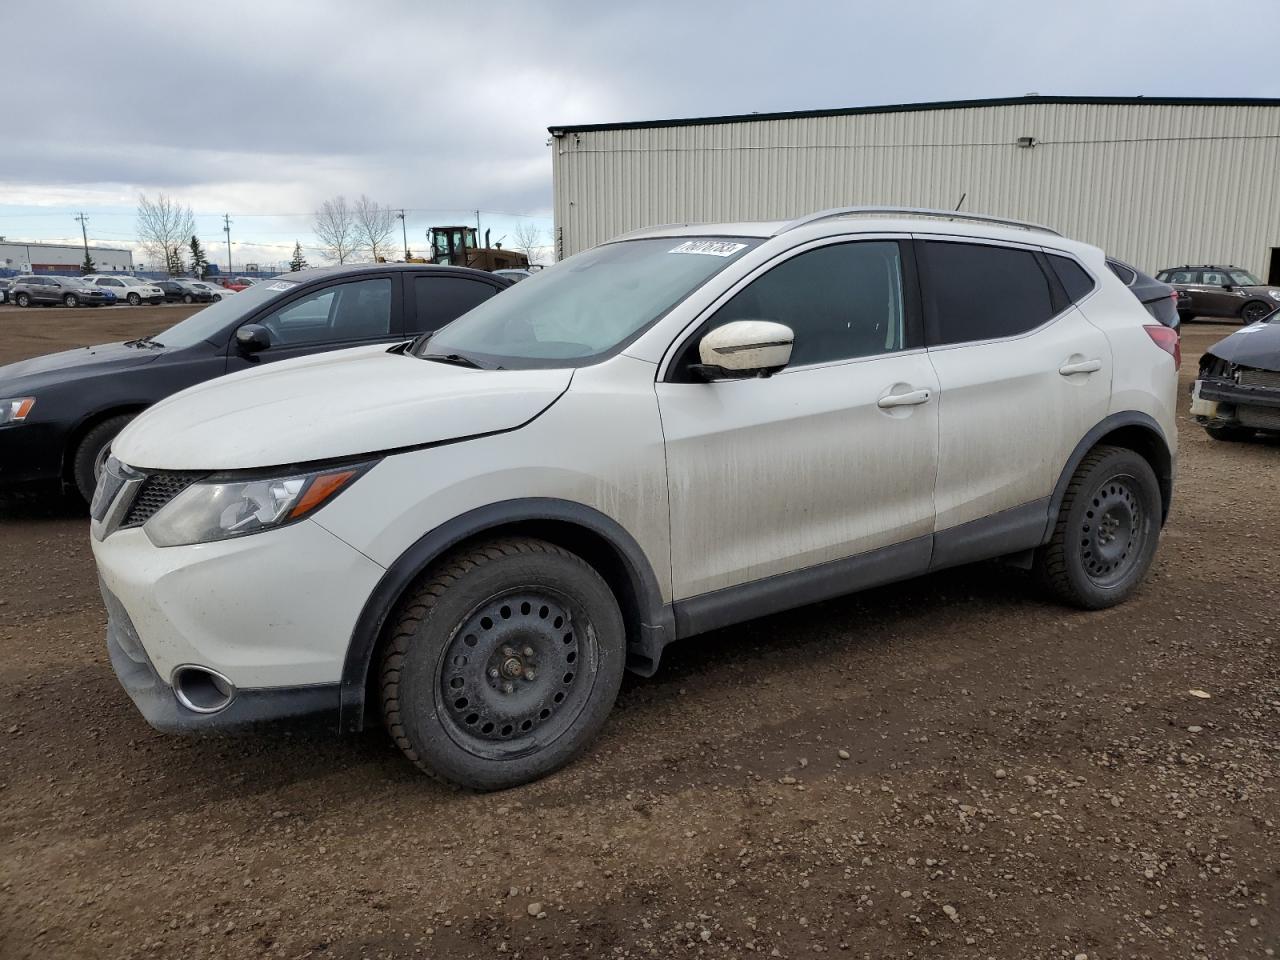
90, 207, 1179, 789
83, 274, 165, 305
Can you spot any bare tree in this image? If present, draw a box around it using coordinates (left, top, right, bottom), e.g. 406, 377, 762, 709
313, 195, 359, 264
353, 195, 398, 262
511, 220, 545, 263
136, 193, 195, 276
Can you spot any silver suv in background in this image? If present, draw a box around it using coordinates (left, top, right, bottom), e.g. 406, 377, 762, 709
9, 275, 117, 307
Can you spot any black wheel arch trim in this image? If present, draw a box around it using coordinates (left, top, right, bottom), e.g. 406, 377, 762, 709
337, 498, 672, 732
1042, 411, 1174, 543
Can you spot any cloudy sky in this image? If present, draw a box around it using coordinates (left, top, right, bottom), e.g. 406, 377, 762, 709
4, 0, 1276, 269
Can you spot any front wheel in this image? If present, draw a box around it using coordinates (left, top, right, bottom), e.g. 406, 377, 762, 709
15, 293, 30, 307
212, 294, 222, 302
380, 537, 625, 790
1035, 445, 1162, 610
63, 294, 78, 307
126, 292, 141, 306
1241, 301, 1273, 324
71, 413, 137, 502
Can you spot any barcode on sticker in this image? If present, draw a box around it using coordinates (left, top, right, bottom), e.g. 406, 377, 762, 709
668, 240, 748, 257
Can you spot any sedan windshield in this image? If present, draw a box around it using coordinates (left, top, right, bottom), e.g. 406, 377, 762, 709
152, 278, 298, 349
1229, 270, 1262, 286
417, 236, 760, 368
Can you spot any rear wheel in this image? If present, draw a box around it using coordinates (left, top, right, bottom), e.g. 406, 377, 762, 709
380, 537, 625, 790
1205, 423, 1254, 442
126, 292, 141, 306
71, 414, 137, 502
1241, 301, 1273, 324
1035, 445, 1161, 610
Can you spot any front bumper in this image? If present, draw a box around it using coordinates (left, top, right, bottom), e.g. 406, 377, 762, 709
1191, 377, 1280, 430
0, 420, 65, 486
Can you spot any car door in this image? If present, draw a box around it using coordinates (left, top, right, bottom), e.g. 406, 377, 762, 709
404, 272, 504, 339
225, 274, 401, 372
918, 238, 1112, 557
656, 237, 938, 601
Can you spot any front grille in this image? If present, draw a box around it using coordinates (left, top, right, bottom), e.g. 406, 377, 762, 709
1238, 367, 1280, 390
123, 472, 203, 526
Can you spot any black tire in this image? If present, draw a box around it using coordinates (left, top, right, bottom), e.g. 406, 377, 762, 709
213, 294, 222, 302
183, 293, 194, 304
15, 292, 30, 307
380, 537, 625, 790
126, 292, 141, 306
1035, 445, 1162, 610
71, 414, 136, 502
63, 294, 78, 307
1241, 301, 1273, 324
1205, 423, 1255, 442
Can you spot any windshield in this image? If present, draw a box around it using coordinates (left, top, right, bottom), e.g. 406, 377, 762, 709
1229, 270, 1262, 286
153, 278, 298, 349
418, 236, 760, 368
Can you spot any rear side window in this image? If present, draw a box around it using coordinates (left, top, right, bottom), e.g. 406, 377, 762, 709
923, 241, 1055, 345
410, 275, 499, 335
1050, 255, 1098, 303
1106, 260, 1137, 286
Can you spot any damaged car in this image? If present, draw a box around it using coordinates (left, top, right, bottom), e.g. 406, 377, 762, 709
1191, 310, 1280, 441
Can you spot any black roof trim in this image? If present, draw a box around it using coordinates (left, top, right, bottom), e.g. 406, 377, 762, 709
549, 95, 1280, 135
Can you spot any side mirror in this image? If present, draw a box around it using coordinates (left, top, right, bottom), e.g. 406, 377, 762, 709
691, 320, 794, 381
235, 324, 271, 354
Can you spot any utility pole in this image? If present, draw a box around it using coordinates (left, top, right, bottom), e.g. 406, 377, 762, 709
74, 212, 91, 270
397, 210, 408, 260
222, 213, 233, 275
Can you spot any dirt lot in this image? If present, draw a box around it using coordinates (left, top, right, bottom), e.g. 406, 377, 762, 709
1, 307, 1276, 959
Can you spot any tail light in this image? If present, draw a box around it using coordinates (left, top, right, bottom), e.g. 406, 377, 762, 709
1144, 324, 1181, 367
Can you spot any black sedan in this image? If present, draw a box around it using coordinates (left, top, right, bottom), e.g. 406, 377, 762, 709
0, 263, 511, 500
1191, 308, 1280, 442
155, 279, 215, 304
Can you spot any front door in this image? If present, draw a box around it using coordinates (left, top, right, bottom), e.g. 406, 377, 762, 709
657, 238, 938, 600
226, 275, 400, 372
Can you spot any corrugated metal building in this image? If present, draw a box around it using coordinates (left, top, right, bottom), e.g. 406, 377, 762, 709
549, 96, 1280, 279
0, 240, 134, 274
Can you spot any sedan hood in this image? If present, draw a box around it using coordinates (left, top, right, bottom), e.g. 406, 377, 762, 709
0, 341, 163, 385
112, 345, 573, 470
1206, 318, 1280, 371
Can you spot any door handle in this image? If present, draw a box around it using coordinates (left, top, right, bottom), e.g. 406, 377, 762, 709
1059, 358, 1102, 376
877, 388, 931, 409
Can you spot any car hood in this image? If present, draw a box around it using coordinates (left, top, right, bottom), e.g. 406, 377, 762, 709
1206, 319, 1280, 371
0, 341, 164, 386
112, 344, 573, 470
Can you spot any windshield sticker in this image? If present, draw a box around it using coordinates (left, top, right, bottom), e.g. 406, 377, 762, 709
668, 240, 748, 258
264, 281, 297, 292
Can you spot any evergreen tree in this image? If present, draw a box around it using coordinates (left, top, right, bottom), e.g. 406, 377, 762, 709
289, 241, 309, 272
166, 246, 185, 276
188, 235, 209, 278
80, 252, 96, 275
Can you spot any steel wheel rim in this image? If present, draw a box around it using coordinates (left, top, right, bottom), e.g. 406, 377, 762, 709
435, 587, 596, 760
1080, 473, 1145, 587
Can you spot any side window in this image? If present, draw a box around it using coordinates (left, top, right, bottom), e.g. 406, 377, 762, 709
923, 241, 1055, 345
1201, 270, 1229, 286
704, 241, 907, 368
1107, 261, 1137, 286
410, 276, 498, 334
258, 278, 391, 345
1049, 254, 1097, 303
1167, 271, 1197, 284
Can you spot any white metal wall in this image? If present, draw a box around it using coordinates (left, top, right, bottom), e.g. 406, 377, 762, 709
551, 102, 1280, 277
0, 242, 134, 272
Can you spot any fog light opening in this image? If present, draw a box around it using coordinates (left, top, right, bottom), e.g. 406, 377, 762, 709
172, 665, 236, 713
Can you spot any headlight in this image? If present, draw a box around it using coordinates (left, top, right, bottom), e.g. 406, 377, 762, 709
1267, 291, 1280, 301
0, 397, 35, 425
143, 461, 374, 547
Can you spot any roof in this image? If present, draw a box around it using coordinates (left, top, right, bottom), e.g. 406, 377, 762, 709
549, 95, 1280, 135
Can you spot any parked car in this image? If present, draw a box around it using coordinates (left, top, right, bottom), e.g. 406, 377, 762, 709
493, 268, 534, 282
0, 263, 511, 500
155, 280, 214, 304
1106, 258, 1181, 331
1155, 265, 1280, 325
9, 275, 117, 308
219, 278, 251, 292
86, 207, 1179, 790
0, 278, 12, 304
188, 281, 230, 301
83, 274, 165, 306
1190, 311, 1280, 442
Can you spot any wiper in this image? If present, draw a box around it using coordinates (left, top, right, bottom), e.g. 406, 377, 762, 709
420, 352, 483, 369
123, 335, 165, 349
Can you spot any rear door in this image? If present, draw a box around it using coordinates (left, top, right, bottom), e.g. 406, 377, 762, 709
404, 272, 505, 338
225, 274, 401, 372
919, 238, 1111, 550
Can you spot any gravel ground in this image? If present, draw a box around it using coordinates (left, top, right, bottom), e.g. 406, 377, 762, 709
0, 308, 1276, 959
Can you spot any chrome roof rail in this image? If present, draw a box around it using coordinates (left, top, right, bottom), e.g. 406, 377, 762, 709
775, 206, 1061, 237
